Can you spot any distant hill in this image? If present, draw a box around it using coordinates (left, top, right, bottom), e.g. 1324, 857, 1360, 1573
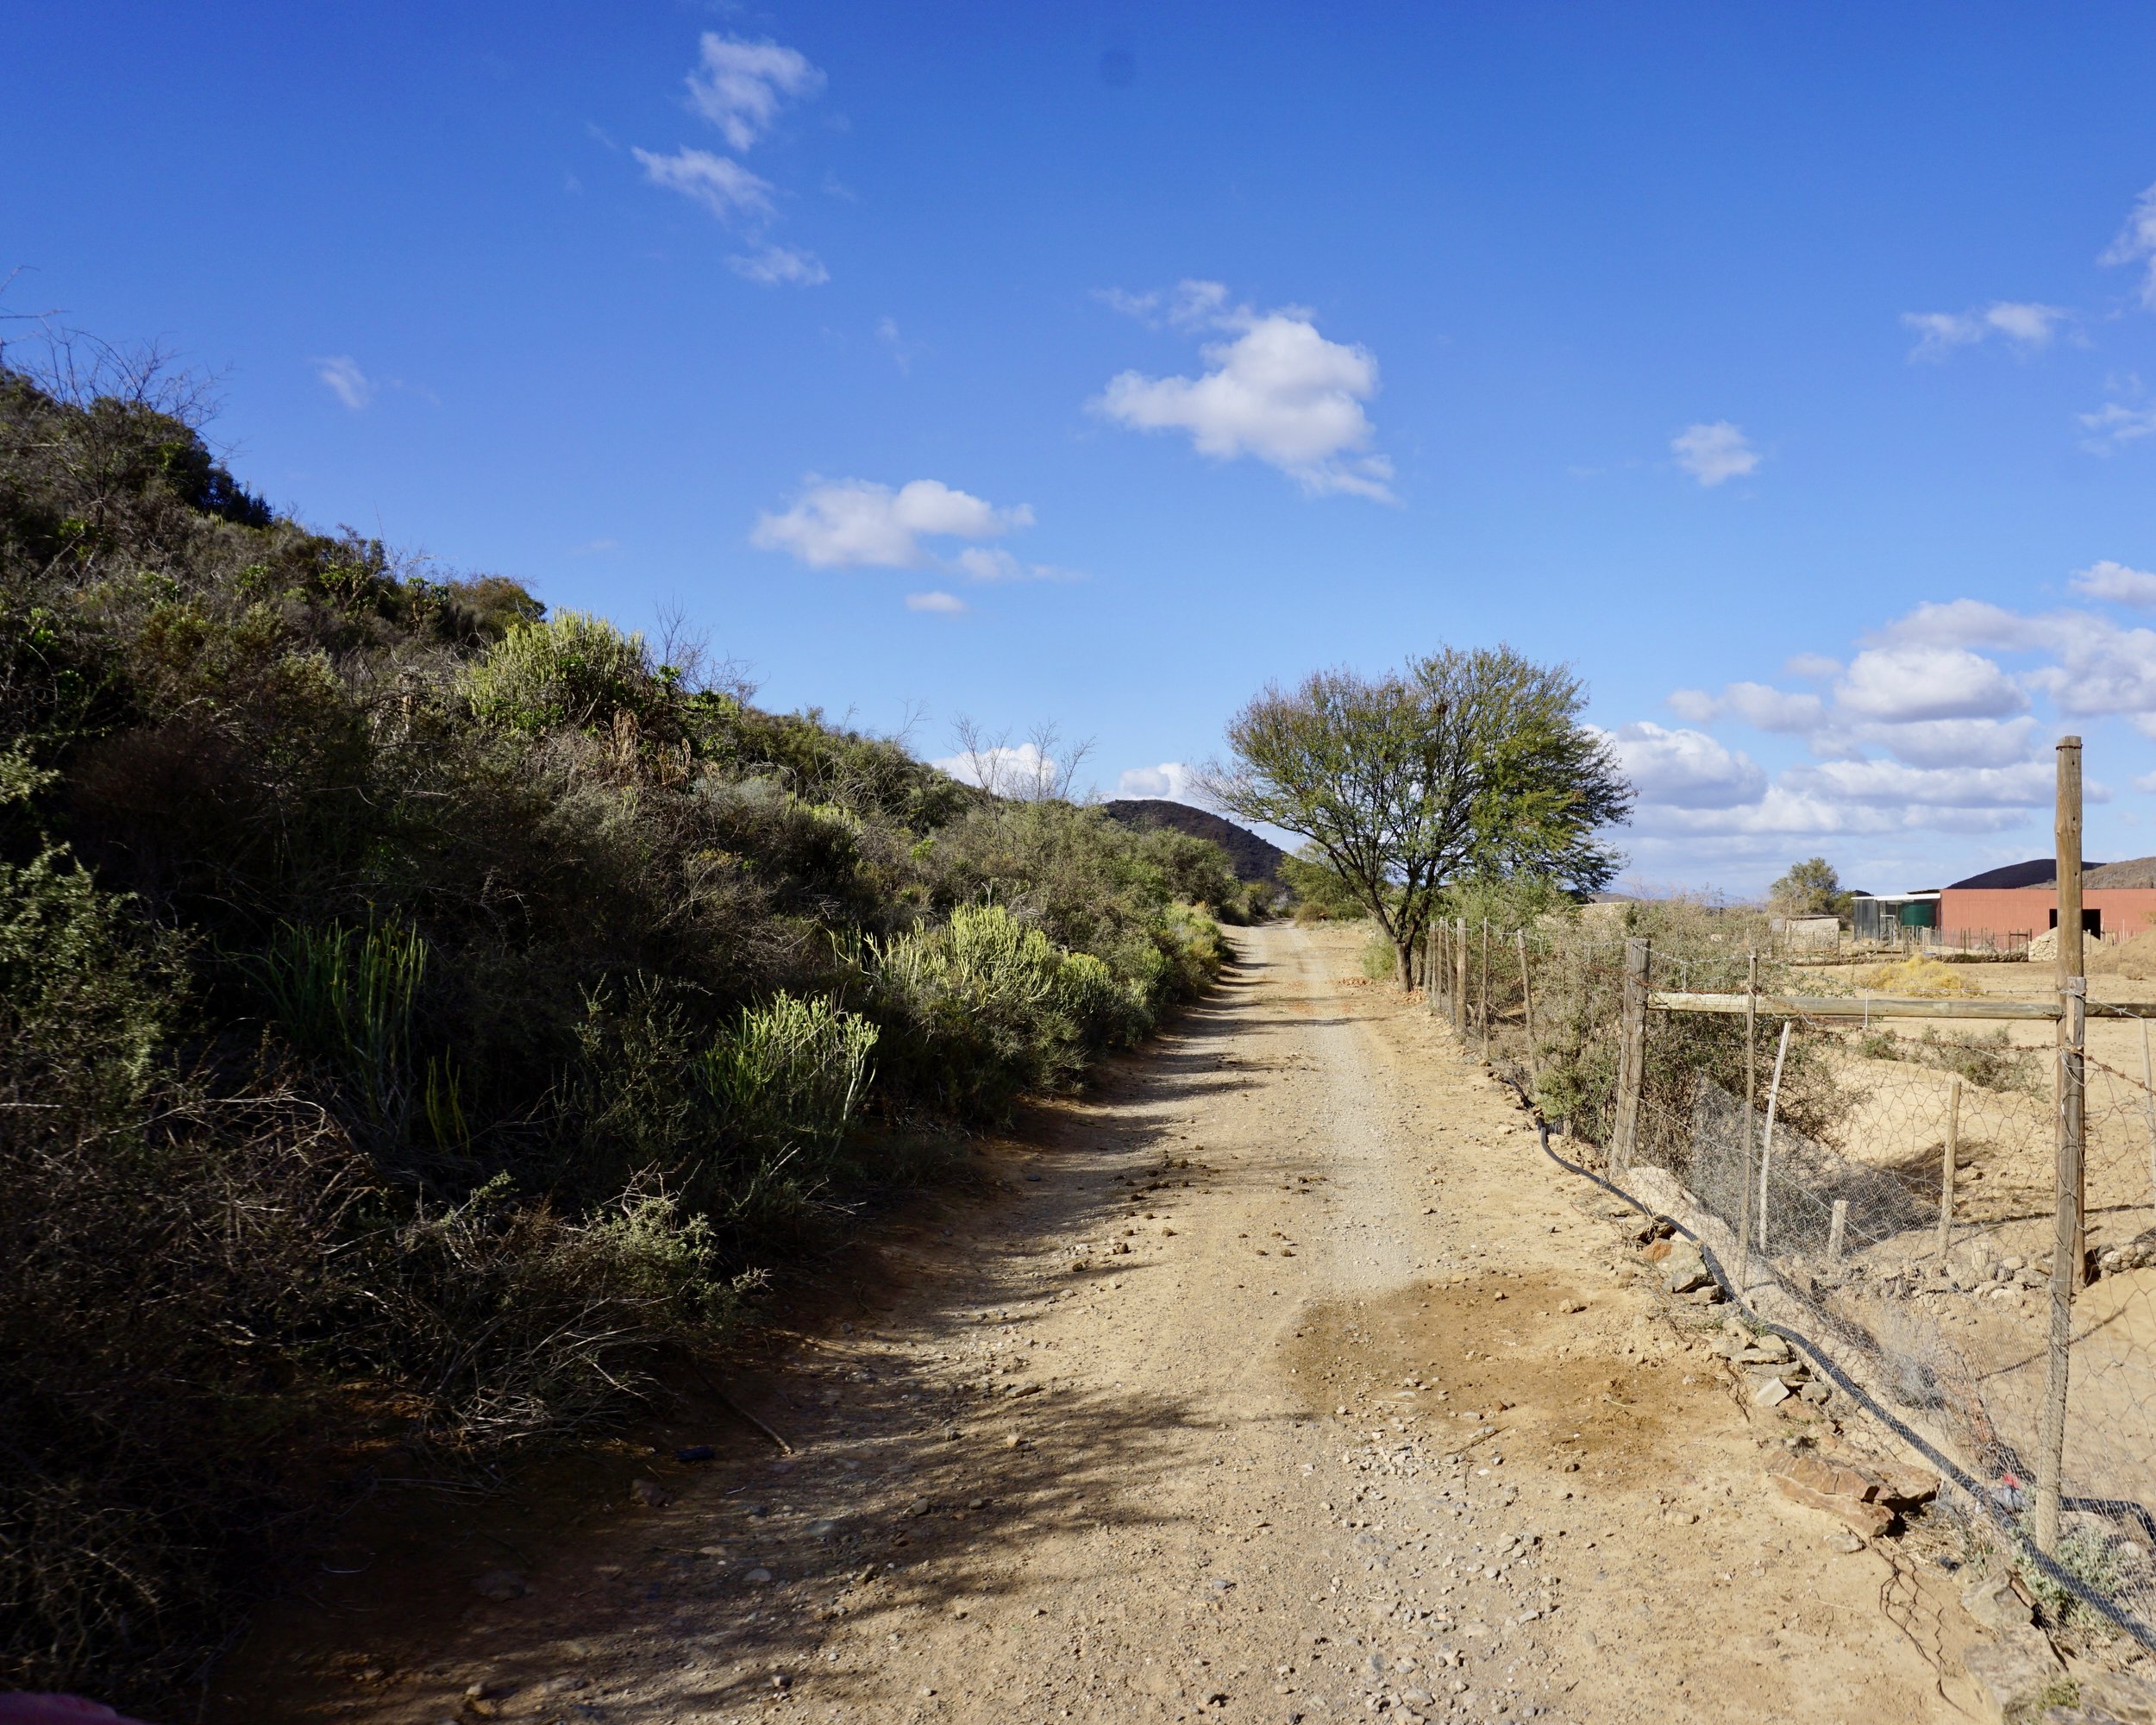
1946, 857, 2113, 890
1102, 799, 1288, 883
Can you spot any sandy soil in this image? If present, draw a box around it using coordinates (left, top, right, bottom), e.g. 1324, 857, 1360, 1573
222, 925, 1990, 1725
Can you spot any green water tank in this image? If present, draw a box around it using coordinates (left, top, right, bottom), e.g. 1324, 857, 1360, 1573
1897, 900, 1935, 930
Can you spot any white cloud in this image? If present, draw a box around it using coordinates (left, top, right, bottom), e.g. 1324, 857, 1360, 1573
1856, 718, 2039, 770
314, 355, 373, 411
1117, 762, 1197, 800
932, 742, 1053, 794
751, 478, 1033, 569
2071, 560, 2156, 607
1669, 681, 1824, 732
1784, 652, 1841, 680
1834, 645, 2027, 722
686, 34, 824, 153
1093, 289, 1395, 500
953, 547, 1021, 580
1095, 279, 1231, 329
2101, 179, 2156, 310
1783, 758, 2053, 808
633, 146, 774, 222
1902, 301, 2070, 360
905, 591, 966, 614
2079, 401, 2156, 455
1670, 421, 1758, 487
728, 243, 829, 286
1595, 721, 1766, 810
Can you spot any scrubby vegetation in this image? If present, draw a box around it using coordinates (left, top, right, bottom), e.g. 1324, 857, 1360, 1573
1516, 898, 1844, 1159
0, 355, 1242, 1704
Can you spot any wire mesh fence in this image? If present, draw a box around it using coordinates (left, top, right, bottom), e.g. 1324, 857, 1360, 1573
1426, 911, 2156, 1646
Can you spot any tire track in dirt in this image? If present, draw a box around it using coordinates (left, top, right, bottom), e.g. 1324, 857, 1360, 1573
226, 925, 1981, 1725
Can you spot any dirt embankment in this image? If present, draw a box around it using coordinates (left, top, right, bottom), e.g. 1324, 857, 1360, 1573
222, 925, 1990, 1725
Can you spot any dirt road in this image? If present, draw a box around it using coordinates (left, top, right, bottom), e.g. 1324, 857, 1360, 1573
235, 924, 1987, 1724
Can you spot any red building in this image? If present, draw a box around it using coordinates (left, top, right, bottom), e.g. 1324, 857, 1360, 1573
1935, 886, 2156, 943
1933, 856, 2156, 944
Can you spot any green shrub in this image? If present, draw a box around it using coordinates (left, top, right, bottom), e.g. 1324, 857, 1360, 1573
255, 918, 428, 1130
872, 903, 1141, 1119
1282, 844, 1366, 921
461, 610, 655, 732
699, 991, 879, 1158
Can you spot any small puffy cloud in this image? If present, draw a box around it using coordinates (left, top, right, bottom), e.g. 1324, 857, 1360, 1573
751, 478, 1033, 569
1670, 421, 1758, 487
2101, 179, 2156, 310
1595, 721, 1766, 810
1902, 302, 2070, 360
932, 742, 1054, 794
2071, 560, 2156, 606
1834, 645, 2027, 722
314, 355, 373, 411
633, 146, 774, 222
1117, 762, 1197, 800
954, 547, 1021, 580
2079, 401, 2156, 455
728, 243, 829, 286
1094, 290, 1394, 500
905, 591, 966, 614
686, 34, 824, 153
1096, 279, 1231, 329
950, 547, 1078, 582
1665, 682, 1822, 732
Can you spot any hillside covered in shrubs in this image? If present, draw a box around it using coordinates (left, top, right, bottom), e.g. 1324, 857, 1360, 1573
0, 356, 1256, 1704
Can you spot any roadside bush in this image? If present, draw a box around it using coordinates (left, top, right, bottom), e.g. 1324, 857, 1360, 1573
461, 610, 656, 733
1282, 844, 1366, 922
871, 903, 1146, 1118
1524, 897, 1842, 1157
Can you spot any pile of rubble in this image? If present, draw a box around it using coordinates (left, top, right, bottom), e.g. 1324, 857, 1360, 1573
1702, 1326, 1833, 1409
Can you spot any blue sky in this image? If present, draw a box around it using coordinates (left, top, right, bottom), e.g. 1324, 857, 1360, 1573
10, 3, 2156, 894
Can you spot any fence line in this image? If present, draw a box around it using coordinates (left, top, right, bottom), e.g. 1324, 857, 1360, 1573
1419, 853, 2156, 1640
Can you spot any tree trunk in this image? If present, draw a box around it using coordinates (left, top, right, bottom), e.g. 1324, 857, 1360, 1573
1395, 937, 1415, 990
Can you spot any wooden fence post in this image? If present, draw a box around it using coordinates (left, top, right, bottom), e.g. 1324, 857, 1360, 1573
1827, 1199, 1848, 1261
2038, 734, 2085, 1555
1480, 919, 1491, 1060
1939, 1076, 1961, 1258
1454, 917, 1470, 1034
1758, 1018, 1793, 1253
1425, 921, 1438, 1013
1613, 938, 1651, 1168
1517, 929, 1534, 1066
2142, 1019, 2156, 1231
1738, 951, 1759, 1282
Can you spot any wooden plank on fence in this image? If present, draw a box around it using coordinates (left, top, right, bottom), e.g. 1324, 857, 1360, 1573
1650, 989, 2060, 1021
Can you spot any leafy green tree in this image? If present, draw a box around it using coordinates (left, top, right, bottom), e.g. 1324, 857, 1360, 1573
1200, 645, 1631, 984
1768, 856, 1854, 920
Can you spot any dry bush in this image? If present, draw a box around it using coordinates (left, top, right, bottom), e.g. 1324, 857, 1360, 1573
1854, 956, 1983, 996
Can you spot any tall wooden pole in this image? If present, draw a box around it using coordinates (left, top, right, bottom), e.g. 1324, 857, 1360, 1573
2038, 735, 2085, 1555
